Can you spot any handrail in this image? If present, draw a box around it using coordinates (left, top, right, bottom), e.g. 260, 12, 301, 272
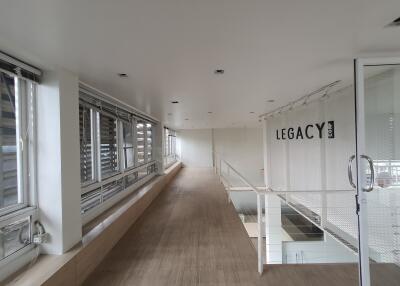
220, 158, 262, 194
214, 152, 265, 274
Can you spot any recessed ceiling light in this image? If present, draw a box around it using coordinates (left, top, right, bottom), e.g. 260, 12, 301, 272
267, 99, 275, 103
214, 69, 225, 75
171, 101, 179, 104
208, 112, 213, 114
118, 73, 128, 78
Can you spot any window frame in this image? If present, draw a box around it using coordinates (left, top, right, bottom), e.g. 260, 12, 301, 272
78, 87, 158, 221
79, 103, 97, 187
163, 127, 177, 168
0, 69, 38, 266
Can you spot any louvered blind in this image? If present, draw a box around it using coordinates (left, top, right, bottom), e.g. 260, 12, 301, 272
146, 123, 153, 161
79, 104, 94, 184
122, 121, 134, 169
100, 113, 118, 178
137, 121, 145, 165
0, 72, 18, 209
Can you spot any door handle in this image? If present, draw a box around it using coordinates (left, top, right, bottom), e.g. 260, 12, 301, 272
348, 154, 375, 192
361, 155, 375, 192
348, 155, 356, 189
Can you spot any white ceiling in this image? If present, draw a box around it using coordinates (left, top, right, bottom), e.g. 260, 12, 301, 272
1, 0, 400, 129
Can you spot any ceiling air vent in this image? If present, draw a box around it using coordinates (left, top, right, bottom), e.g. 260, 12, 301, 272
387, 17, 400, 27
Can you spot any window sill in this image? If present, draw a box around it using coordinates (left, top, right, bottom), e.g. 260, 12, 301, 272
4, 161, 181, 286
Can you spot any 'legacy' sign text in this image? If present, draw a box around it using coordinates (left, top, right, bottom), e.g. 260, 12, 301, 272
276, 121, 335, 140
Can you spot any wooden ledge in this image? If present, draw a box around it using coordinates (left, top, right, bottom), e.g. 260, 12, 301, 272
5, 162, 182, 286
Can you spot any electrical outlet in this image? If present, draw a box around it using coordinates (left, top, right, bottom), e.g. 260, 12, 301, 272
33, 232, 49, 244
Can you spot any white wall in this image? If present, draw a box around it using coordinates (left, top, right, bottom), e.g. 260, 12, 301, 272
214, 127, 264, 186
179, 129, 213, 167
178, 127, 264, 187
283, 235, 357, 264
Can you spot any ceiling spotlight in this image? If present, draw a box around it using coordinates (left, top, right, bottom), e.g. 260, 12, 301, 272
267, 99, 275, 103
118, 73, 128, 78
171, 101, 179, 104
214, 69, 225, 75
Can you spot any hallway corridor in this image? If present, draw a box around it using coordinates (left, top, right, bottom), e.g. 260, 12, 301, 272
83, 168, 359, 286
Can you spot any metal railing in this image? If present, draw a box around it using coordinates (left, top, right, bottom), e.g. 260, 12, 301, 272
213, 153, 359, 274
213, 153, 266, 273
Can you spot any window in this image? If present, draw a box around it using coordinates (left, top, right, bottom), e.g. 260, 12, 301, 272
136, 121, 145, 165
163, 127, 177, 168
0, 55, 39, 264
0, 72, 18, 209
79, 104, 95, 185
146, 123, 153, 162
79, 86, 158, 222
99, 112, 118, 178
122, 120, 134, 169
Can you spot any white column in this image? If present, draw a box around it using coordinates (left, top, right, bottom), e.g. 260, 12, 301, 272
262, 118, 283, 264
264, 195, 282, 264
37, 69, 82, 254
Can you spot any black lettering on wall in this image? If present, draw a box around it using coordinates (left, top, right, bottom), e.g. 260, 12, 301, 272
274, 121, 335, 141
328, 121, 335, 138
305, 125, 314, 139
296, 127, 304, 139
315, 122, 325, 139
288, 128, 294, 139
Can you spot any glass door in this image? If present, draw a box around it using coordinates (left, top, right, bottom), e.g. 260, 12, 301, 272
355, 58, 400, 286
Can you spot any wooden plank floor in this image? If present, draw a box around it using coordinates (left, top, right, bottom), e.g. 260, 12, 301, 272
83, 167, 364, 286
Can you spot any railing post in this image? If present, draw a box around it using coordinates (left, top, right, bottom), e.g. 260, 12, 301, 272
257, 193, 263, 274
227, 167, 231, 203
219, 159, 222, 182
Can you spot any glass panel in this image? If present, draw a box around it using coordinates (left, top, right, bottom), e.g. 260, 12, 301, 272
124, 172, 138, 188
146, 123, 152, 161
99, 113, 118, 178
102, 179, 124, 201
0, 217, 31, 259
122, 121, 134, 169
0, 72, 18, 209
79, 105, 94, 184
363, 64, 400, 285
81, 188, 102, 214
137, 165, 147, 180
136, 121, 145, 165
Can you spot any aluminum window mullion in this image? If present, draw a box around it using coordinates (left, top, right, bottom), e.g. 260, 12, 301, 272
143, 122, 148, 163
95, 111, 102, 183
133, 118, 138, 167
118, 120, 124, 173
15, 77, 26, 206
90, 109, 97, 183
27, 82, 37, 206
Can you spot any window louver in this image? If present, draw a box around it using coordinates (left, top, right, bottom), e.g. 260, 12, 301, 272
99, 113, 118, 178
122, 121, 134, 169
146, 123, 153, 161
0, 73, 18, 208
137, 121, 145, 165
79, 86, 159, 219
79, 105, 94, 184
